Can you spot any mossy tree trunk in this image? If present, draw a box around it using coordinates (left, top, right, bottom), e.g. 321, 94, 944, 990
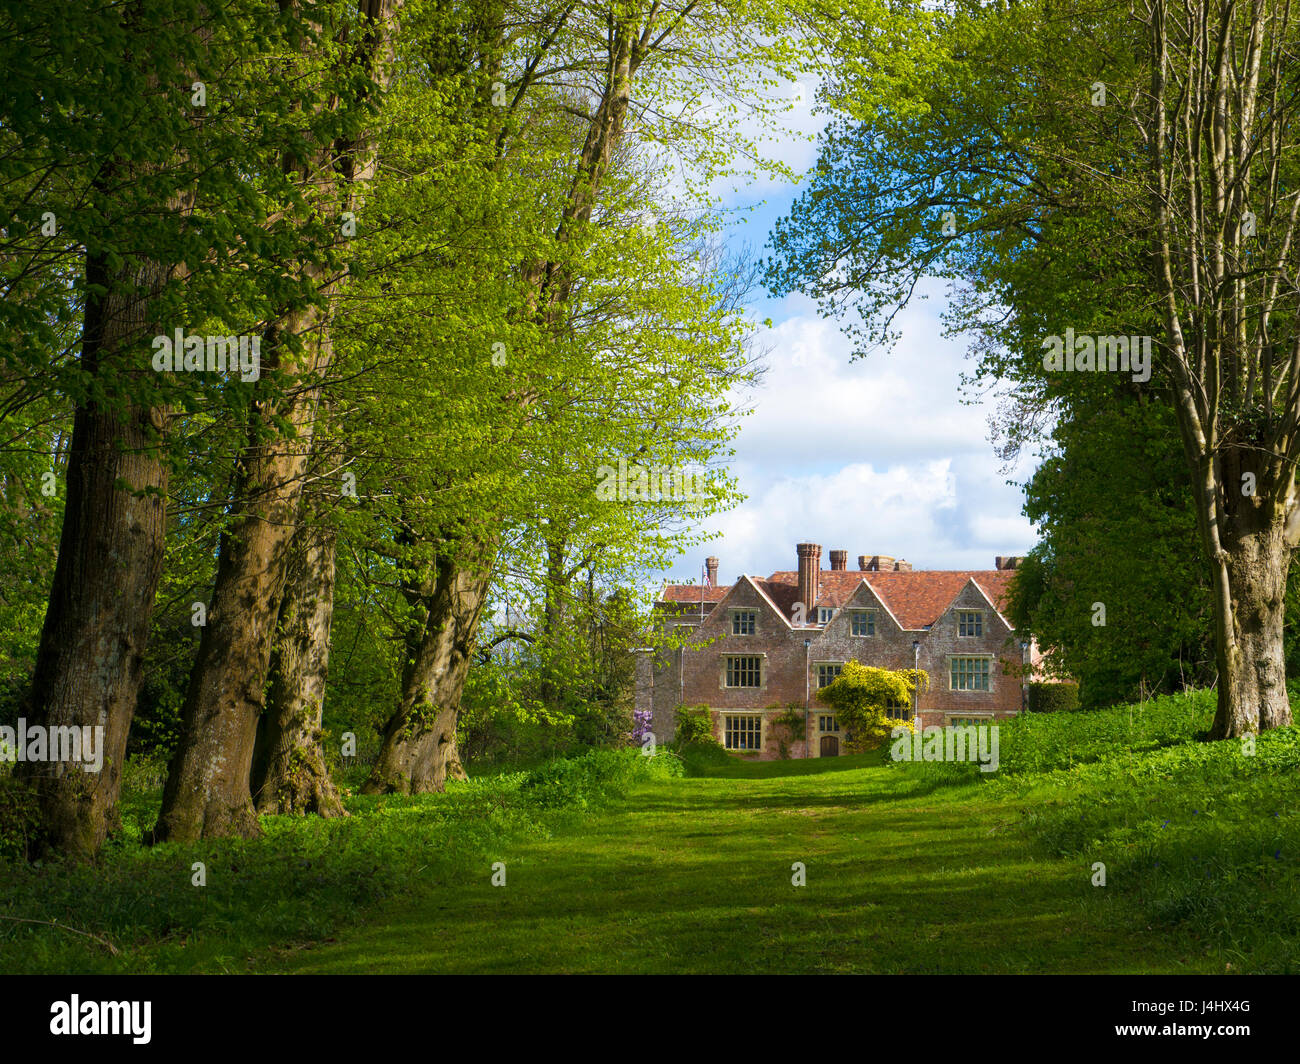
362, 548, 493, 794
16, 255, 172, 858
153, 0, 402, 842
252, 492, 345, 817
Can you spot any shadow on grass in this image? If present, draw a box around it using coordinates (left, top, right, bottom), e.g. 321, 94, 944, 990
683, 748, 893, 779
268, 763, 1201, 975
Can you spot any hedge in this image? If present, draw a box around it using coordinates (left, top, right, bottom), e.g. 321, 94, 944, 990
1026, 682, 1080, 713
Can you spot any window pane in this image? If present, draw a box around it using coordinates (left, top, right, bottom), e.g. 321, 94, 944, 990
725, 715, 761, 749
816, 663, 842, 688
851, 611, 875, 636
727, 655, 761, 687
950, 657, 991, 691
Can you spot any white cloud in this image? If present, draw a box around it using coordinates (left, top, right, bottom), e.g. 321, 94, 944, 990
660, 278, 1039, 585
641, 57, 1040, 588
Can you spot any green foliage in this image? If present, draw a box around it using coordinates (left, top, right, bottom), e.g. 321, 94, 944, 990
764, 1, 1207, 707
0, 747, 677, 973
768, 0, 1300, 729
672, 705, 720, 751
815, 661, 923, 752
1026, 682, 1080, 714
0, 776, 39, 861
312, 3, 774, 773
676, 740, 736, 775
520, 748, 682, 810
456, 584, 662, 769
945, 689, 1213, 784
457, 658, 577, 770
1005, 401, 1216, 708
769, 702, 806, 759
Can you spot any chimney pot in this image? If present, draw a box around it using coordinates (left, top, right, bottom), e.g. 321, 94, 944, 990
796, 543, 822, 618
705, 556, 719, 585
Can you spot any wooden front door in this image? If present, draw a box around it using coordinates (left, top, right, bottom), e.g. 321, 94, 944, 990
820, 735, 839, 757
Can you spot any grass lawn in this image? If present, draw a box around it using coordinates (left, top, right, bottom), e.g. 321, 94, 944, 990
264, 749, 1216, 974
6, 692, 1295, 973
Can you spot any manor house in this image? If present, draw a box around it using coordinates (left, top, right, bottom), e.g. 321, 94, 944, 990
635, 543, 1041, 759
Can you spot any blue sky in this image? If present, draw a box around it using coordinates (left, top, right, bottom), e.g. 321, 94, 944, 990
648, 86, 1040, 589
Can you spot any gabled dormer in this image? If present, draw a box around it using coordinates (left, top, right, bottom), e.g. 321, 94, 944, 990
936, 577, 1013, 639
695, 573, 793, 642
819, 578, 905, 638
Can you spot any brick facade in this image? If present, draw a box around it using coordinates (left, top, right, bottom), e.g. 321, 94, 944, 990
636, 544, 1040, 760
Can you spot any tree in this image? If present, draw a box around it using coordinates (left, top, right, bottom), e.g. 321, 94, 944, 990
356, 0, 806, 794
153, 0, 405, 842
2, 0, 831, 853
769, 0, 1300, 738
816, 661, 924, 752
1004, 396, 1215, 707
1144, 0, 1300, 736
2, 0, 343, 856
250, 428, 347, 817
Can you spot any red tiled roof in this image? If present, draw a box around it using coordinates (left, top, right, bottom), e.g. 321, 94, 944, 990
660, 569, 1017, 629
772, 569, 1015, 628
660, 584, 729, 603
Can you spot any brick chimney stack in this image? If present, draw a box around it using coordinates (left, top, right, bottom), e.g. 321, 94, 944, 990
796, 543, 821, 617
995, 556, 1024, 570
829, 549, 847, 571
705, 556, 719, 586
858, 555, 870, 571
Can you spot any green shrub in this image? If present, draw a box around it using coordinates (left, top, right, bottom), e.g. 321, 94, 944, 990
520, 748, 681, 809
1027, 682, 1080, 713
672, 705, 719, 750
678, 740, 734, 775
816, 661, 923, 751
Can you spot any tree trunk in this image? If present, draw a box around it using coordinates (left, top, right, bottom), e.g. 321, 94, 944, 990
14, 259, 170, 858
362, 551, 492, 794
153, 0, 402, 842
1210, 515, 1293, 738
251, 509, 345, 817
153, 320, 328, 842
1148, 1, 1297, 740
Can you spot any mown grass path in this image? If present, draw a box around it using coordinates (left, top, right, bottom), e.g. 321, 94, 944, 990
264, 755, 1214, 974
